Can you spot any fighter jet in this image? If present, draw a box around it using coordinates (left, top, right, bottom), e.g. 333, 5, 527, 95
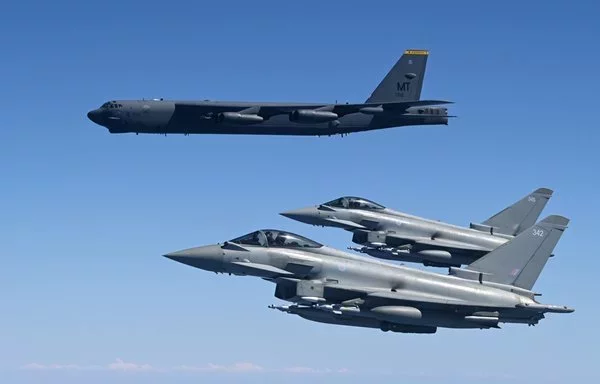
163, 216, 573, 334
86, 49, 452, 137
280, 188, 554, 267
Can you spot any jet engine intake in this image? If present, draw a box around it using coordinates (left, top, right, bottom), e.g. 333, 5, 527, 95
289, 110, 338, 123
352, 230, 386, 246
217, 112, 264, 124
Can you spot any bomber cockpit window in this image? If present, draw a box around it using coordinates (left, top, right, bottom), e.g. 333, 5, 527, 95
324, 196, 385, 210
262, 230, 322, 248
100, 101, 122, 109
230, 231, 268, 247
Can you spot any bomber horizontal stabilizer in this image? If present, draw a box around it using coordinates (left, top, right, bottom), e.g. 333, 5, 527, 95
401, 113, 457, 118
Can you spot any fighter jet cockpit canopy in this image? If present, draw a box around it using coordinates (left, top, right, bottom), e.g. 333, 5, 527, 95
322, 196, 385, 211
229, 229, 323, 248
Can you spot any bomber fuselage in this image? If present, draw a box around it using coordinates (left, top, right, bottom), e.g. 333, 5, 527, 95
87, 99, 449, 136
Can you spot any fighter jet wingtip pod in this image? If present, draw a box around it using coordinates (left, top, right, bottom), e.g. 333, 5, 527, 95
87, 49, 452, 137
165, 201, 573, 334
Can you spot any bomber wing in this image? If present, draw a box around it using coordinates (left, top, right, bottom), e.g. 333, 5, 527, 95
173, 100, 453, 120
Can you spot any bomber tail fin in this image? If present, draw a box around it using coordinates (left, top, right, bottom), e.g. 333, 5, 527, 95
365, 49, 429, 103
477, 188, 553, 236
466, 215, 569, 290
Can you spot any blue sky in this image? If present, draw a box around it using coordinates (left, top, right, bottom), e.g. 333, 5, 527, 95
2, 0, 599, 383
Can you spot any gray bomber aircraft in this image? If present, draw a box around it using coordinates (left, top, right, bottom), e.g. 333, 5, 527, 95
281, 188, 554, 267
163, 216, 573, 334
86, 49, 452, 136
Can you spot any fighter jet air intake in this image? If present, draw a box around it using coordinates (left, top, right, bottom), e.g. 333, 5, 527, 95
87, 49, 452, 137
164, 216, 573, 334
281, 188, 554, 267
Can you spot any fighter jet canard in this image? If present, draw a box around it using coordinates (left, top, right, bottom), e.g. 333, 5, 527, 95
163, 216, 573, 334
87, 49, 453, 137
281, 188, 554, 268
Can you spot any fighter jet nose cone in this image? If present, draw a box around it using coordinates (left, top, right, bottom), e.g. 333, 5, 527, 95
163, 250, 189, 263
163, 252, 180, 260
163, 245, 225, 272
280, 208, 309, 220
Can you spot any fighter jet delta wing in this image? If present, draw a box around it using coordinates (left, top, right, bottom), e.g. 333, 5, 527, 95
322, 283, 514, 314
387, 234, 493, 253
352, 230, 492, 266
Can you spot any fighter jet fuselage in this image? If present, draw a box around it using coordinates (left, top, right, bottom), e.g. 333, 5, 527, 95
164, 218, 573, 334
282, 189, 554, 267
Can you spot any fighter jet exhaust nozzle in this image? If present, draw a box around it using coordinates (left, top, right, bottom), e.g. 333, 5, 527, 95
289, 110, 338, 123
216, 112, 264, 124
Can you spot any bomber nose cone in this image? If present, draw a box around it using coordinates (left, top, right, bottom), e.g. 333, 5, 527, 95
163, 245, 224, 272
87, 109, 103, 125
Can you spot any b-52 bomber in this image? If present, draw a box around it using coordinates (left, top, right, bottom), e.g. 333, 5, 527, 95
163, 216, 573, 334
87, 49, 452, 137
281, 188, 553, 267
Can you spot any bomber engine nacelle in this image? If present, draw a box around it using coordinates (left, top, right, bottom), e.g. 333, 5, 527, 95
216, 112, 264, 124
289, 109, 338, 123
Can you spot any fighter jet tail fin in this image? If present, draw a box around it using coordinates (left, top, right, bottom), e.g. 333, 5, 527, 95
365, 49, 429, 103
477, 188, 554, 236
466, 215, 569, 290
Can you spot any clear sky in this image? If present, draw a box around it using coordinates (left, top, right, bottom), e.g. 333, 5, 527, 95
2, 0, 599, 383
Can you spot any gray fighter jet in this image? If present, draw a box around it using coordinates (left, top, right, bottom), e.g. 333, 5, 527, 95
281, 188, 554, 267
87, 49, 452, 137
163, 216, 573, 334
